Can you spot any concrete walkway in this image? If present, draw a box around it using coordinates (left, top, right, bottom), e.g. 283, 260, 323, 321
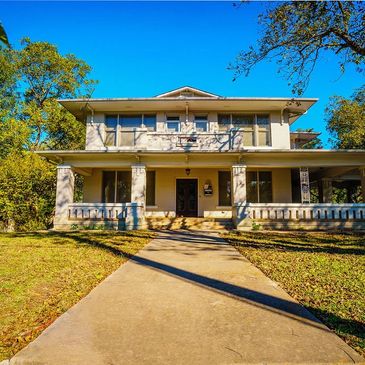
11, 231, 364, 365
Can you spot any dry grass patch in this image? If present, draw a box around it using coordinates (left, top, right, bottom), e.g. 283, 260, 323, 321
0, 230, 155, 361
222, 230, 365, 357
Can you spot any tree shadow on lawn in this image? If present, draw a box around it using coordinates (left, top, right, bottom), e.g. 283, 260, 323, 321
225, 232, 365, 256
306, 306, 365, 350
6, 231, 153, 257
23, 230, 363, 355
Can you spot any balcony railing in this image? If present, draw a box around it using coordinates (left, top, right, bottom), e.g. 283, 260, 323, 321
104, 129, 270, 151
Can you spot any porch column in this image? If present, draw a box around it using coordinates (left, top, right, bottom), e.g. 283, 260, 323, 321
54, 165, 74, 229
320, 178, 333, 203
129, 164, 147, 230
232, 164, 249, 229
360, 168, 365, 203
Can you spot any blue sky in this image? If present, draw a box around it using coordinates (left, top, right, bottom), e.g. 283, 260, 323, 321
1, 1, 362, 146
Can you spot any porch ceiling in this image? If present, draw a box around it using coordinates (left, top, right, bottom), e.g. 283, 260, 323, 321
36, 149, 365, 169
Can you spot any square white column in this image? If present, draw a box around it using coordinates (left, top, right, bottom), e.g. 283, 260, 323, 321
232, 164, 250, 229
128, 164, 147, 230
54, 165, 74, 228
232, 164, 247, 204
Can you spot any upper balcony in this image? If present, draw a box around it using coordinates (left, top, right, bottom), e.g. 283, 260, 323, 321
58, 86, 318, 152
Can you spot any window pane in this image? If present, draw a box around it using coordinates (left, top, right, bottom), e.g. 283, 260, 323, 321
116, 171, 131, 203
105, 115, 118, 128
144, 114, 156, 131
102, 171, 115, 203
195, 121, 207, 132
232, 114, 254, 127
257, 114, 270, 126
218, 114, 230, 130
105, 131, 116, 146
259, 171, 272, 203
258, 130, 269, 146
243, 131, 254, 146
218, 171, 231, 206
246, 171, 258, 203
167, 116, 180, 121
120, 115, 142, 129
167, 122, 179, 132
146, 171, 156, 206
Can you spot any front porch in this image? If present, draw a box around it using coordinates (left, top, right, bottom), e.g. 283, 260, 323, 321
52, 155, 365, 230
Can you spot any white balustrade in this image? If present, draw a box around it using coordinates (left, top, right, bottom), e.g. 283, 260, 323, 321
244, 203, 365, 221
68, 203, 144, 221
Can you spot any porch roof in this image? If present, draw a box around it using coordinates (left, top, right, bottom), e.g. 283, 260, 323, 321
36, 149, 365, 170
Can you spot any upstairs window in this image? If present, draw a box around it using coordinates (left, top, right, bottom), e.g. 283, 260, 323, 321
232, 114, 254, 145
143, 114, 157, 131
217, 113, 271, 146
194, 115, 208, 132
105, 115, 118, 146
104, 114, 156, 147
257, 114, 270, 146
218, 114, 231, 131
166, 116, 180, 132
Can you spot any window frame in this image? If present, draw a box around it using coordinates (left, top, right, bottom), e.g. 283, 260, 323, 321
166, 115, 181, 132
194, 115, 209, 132
102, 170, 132, 203
146, 170, 156, 206
246, 170, 273, 203
218, 171, 232, 207
217, 113, 271, 146
104, 113, 157, 146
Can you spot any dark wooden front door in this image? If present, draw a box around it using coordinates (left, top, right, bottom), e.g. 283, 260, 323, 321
176, 179, 198, 217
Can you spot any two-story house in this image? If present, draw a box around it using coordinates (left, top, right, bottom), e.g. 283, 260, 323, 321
38, 86, 365, 230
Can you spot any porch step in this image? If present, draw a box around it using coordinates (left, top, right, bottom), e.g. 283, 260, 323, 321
146, 217, 234, 231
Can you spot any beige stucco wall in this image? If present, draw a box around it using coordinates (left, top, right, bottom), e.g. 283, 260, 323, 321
270, 111, 290, 149
82, 167, 293, 215
85, 114, 106, 150
152, 168, 231, 218
83, 169, 103, 202
272, 168, 292, 203
84, 110, 292, 150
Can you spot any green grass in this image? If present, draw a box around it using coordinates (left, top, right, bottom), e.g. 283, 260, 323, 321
222, 231, 365, 357
0, 230, 155, 361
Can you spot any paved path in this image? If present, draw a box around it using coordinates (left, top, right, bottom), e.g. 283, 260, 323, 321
11, 231, 364, 364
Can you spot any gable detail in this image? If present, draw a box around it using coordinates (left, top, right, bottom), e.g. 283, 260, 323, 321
155, 86, 219, 98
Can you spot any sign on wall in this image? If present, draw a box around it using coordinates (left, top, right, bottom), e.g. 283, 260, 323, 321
299, 168, 311, 204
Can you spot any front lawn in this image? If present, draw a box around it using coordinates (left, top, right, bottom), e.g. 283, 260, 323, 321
0, 230, 155, 361
222, 231, 365, 357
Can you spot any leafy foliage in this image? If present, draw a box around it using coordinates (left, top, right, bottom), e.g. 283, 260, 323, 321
0, 22, 10, 48
0, 37, 97, 230
0, 153, 56, 231
326, 85, 365, 149
230, 2, 365, 95
223, 231, 365, 357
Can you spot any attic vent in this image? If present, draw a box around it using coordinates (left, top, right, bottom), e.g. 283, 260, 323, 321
180, 91, 194, 97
